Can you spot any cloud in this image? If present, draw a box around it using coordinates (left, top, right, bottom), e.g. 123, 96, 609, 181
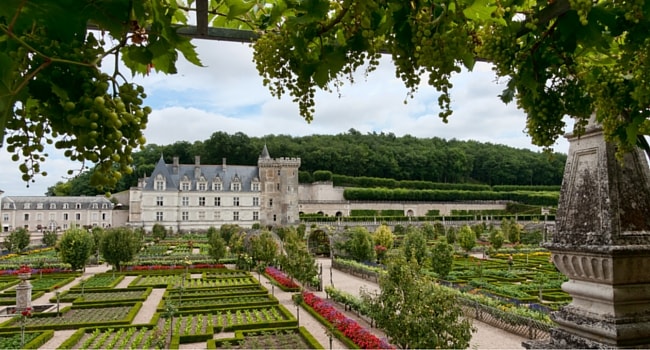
0, 40, 572, 196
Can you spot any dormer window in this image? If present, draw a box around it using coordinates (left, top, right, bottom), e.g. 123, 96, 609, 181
36, 203, 43, 209
49, 203, 56, 209
92, 203, 98, 209
24, 203, 31, 209
231, 174, 241, 192
212, 175, 222, 191
75, 203, 82, 209
197, 176, 207, 191
63, 203, 69, 209
180, 175, 190, 191
251, 177, 260, 192
155, 174, 166, 191
102, 203, 109, 209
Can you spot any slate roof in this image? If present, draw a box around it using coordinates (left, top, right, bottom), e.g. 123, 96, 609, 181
1, 196, 113, 210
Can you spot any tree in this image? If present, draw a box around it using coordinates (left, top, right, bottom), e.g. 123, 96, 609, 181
421, 222, 436, 240
507, 219, 522, 244
3, 228, 30, 253
58, 227, 93, 271
99, 227, 142, 272
344, 227, 375, 263
208, 232, 227, 263
489, 229, 506, 251
433, 221, 446, 239
42, 230, 58, 247
281, 230, 317, 288
251, 230, 279, 266
372, 224, 394, 262
446, 226, 457, 245
152, 223, 166, 241
430, 240, 454, 279
361, 255, 472, 349
457, 225, 477, 254
401, 227, 428, 266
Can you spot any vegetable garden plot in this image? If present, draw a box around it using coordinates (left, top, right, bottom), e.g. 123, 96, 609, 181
166, 285, 267, 300
156, 305, 295, 334
213, 328, 318, 349
0, 304, 139, 330
131, 274, 257, 288
63, 326, 167, 350
174, 295, 275, 309
55, 288, 151, 303
71, 273, 125, 288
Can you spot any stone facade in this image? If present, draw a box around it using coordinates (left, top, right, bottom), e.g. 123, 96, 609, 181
126, 146, 300, 231
0, 196, 114, 233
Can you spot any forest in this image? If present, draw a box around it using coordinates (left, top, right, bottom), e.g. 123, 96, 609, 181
46, 130, 567, 196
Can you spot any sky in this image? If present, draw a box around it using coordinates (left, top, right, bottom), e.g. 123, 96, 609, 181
0, 39, 572, 197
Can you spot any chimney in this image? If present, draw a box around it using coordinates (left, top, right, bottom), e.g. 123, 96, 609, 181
194, 156, 201, 179
173, 157, 179, 174
222, 157, 227, 172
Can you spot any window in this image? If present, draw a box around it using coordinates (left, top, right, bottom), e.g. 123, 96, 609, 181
156, 196, 164, 206
214, 197, 221, 206
49, 203, 56, 209
156, 212, 163, 221
24, 203, 30, 209
75, 203, 81, 209
253, 211, 259, 221
63, 213, 69, 221
182, 211, 189, 221
155, 175, 165, 190
213, 182, 222, 191
198, 182, 206, 191
233, 197, 239, 206
277, 169, 281, 175
63, 203, 69, 209
75, 213, 81, 220
198, 211, 205, 220
181, 196, 189, 206
273, 214, 277, 222
269, 199, 273, 207
63, 223, 68, 230
233, 183, 241, 191
181, 182, 190, 191
92, 203, 98, 209
2, 214, 8, 222
252, 183, 260, 191
199, 197, 206, 206
36, 203, 43, 209
253, 197, 259, 206
102, 203, 109, 209
24, 213, 29, 221
233, 211, 239, 221
102, 213, 107, 220
49, 213, 56, 220
214, 211, 221, 220
36, 213, 42, 221
92, 213, 98, 220
2, 203, 10, 209
276, 183, 280, 191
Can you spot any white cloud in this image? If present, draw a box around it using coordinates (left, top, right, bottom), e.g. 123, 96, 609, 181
0, 40, 572, 196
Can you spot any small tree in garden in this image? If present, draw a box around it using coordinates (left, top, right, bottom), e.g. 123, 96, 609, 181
206, 226, 219, 240
58, 227, 93, 271
228, 231, 246, 256
281, 230, 317, 288
42, 230, 58, 247
421, 222, 436, 240
361, 255, 472, 349
401, 227, 427, 266
472, 222, 487, 240
3, 227, 30, 253
90, 227, 105, 262
458, 225, 476, 254
508, 220, 522, 244
489, 229, 506, 251
433, 221, 446, 240
220, 224, 241, 243
99, 227, 142, 273
373, 224, 394, 262
152, 223, 166, 241
251, 230, 278, 266
446, 226, 457, 245
345, 226, 375, 263
430, 240, 454, 279
208, 232, 227, 263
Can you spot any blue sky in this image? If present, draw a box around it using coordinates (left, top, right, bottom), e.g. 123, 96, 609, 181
0, 40, 572, 196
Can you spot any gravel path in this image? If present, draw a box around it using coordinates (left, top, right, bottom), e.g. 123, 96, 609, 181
30, 261, 526, 349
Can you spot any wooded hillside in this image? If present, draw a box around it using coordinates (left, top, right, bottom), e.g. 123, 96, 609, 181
47, 130, 566, 196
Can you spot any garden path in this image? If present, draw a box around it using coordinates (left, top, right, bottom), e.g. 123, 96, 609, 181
315, 257, 527, 349
30, 260, 526, 349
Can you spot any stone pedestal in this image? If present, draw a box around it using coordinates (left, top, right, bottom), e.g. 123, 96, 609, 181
15, 273, 32, 312
525, 119, 650, 348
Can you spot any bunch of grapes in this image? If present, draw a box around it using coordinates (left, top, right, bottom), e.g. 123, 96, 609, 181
4, 30, 150, 190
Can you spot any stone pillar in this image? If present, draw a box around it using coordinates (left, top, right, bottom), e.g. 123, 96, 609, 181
525, 118, 650, 348
15, 272, 32, 312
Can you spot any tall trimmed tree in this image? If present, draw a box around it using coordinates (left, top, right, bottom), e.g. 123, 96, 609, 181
58, 227, 94, 271
100, 227, 142, 272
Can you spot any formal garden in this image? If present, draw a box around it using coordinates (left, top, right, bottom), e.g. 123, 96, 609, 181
0, 221, 570, 349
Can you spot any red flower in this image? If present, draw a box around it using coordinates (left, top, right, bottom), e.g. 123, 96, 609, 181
17, 265, 31, 274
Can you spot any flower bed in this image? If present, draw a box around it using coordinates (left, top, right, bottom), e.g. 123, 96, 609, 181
301, 291, 393, 349
264, 267, 300, 291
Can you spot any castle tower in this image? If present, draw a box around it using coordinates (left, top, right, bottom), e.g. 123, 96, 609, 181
258, 145, 301, 227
